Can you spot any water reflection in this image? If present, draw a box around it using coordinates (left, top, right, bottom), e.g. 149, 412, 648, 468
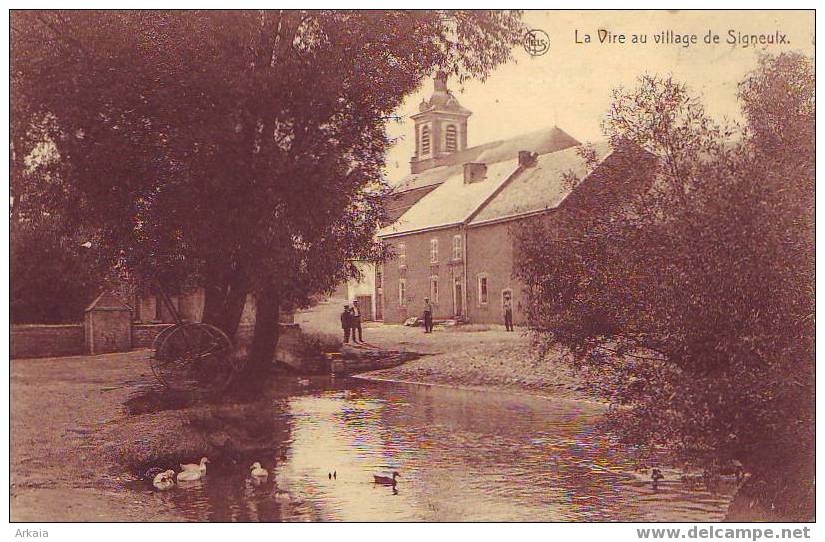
149, 379, 735, 521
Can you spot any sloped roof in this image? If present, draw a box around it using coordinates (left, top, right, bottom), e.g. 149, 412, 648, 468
470, 142, 613, 225
393, 126, 580, 193
85, 290, 132, 312
383, 184, 440, 224
379, 159, 521, 237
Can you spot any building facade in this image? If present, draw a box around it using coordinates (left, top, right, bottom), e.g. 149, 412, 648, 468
378, 74, 655, 325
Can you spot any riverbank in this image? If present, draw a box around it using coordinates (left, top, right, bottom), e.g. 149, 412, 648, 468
11, 324, 742, 522
356, 324, 594, 402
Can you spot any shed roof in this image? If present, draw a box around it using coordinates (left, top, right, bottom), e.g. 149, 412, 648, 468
85, 290, 132, 312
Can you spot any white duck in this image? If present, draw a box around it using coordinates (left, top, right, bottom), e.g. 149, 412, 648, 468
272, 488, 291, 503
250, 462, 269, 478
153, 469, 175, 490
180, 457, 209, 475
176, 468, 203, 482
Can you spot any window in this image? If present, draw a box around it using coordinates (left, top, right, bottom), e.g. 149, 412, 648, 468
430, 238, 439, 263
398, 278, 407, 306
477, 274, 489, 305
421, 125, 431, 155
430, 275, 439, 304
452, 235, 463, 260
445, 125, 457, 152
397, 243, 406, 267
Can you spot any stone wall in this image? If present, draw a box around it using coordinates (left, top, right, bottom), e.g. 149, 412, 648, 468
10, 324, 85, 359
232, 322, 309, 371
132, 323, 174, 349
12, 321, 308, 370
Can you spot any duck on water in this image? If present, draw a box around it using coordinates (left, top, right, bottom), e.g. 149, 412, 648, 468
374, 472, 400, 487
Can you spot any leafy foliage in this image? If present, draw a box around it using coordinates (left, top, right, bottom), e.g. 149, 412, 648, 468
11, 216, 104, 323
514, 54, 813, 518
11, 10, 525, 351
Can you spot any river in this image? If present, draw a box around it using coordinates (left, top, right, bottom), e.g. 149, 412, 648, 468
144, 377, 736, 521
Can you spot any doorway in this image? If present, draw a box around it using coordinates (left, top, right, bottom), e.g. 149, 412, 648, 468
453, 278, 464, 317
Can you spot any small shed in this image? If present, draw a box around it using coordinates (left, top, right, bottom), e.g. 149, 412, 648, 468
84, 291, 133, 354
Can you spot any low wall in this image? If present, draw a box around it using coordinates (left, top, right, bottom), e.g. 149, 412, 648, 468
12, 322, 310, 369
11, 324, 85, 359
233, 323, 309, 371
132, 323, 174, 349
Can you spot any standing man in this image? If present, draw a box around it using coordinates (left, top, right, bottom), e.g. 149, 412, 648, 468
340, 305, 352, 343
351, 299, 363, 343
503, 294, 514, 332
423, 297, 433, 333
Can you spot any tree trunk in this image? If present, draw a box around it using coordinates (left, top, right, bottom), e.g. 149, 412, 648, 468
220, 278, 249, 339
246, 284, 281, 375
201, 274, 248, 340
201, 282, 225, 327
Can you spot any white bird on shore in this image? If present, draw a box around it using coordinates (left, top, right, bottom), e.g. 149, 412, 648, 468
152, 470, 175, 490
180, 457, 209, 474
176, 468, 203, 482
250, 462, 269, 478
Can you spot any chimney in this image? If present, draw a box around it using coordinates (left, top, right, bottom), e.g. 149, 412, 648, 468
434, 71, 448, 92
518, 151, 538, 168
464, 162, 487, 184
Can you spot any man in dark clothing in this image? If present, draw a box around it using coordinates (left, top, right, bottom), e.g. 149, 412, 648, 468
351, 299, 363, 343
423, 297, 433, 333
341, 305, 352, 343
503, 295, 514, 332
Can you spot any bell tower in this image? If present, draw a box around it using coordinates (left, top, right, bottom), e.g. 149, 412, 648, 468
410, 72, 472, 174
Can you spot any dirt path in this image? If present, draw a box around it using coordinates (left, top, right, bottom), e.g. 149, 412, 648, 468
11, 350, 181, 521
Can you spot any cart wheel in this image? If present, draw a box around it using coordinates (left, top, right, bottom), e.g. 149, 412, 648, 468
151, 323, 234, 392
151, 324, 176, 352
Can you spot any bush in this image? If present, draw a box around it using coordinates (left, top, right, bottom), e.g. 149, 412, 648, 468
515, 57, 813, 520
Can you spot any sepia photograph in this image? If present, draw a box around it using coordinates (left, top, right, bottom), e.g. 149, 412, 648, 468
7, 6, 816, 532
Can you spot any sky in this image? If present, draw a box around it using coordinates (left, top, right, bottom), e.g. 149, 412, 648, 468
383, 10, 814, 184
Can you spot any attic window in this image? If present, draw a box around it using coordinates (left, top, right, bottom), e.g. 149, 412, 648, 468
445, 125, 457, 152
421, 126, 431, 155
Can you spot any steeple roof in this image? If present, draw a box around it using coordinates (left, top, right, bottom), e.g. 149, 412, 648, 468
413, 72, 472, 117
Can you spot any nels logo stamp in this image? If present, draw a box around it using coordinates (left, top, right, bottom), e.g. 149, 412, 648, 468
524, 29, 550, 56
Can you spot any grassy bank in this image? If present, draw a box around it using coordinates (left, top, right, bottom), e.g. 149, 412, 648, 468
10, 350, 183, 521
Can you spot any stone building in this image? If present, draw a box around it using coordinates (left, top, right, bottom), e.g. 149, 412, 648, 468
377, 74, 655, 325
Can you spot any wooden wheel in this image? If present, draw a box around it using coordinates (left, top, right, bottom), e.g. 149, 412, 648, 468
151, 323, 236, 392
151, 324, 176, 352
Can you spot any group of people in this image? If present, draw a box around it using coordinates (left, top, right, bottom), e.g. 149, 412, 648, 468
340, 299, 364, 344
339, 293, 515, 341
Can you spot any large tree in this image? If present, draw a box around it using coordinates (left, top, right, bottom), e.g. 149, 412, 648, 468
514, 54, 814, 520
12, 10, 526, 370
